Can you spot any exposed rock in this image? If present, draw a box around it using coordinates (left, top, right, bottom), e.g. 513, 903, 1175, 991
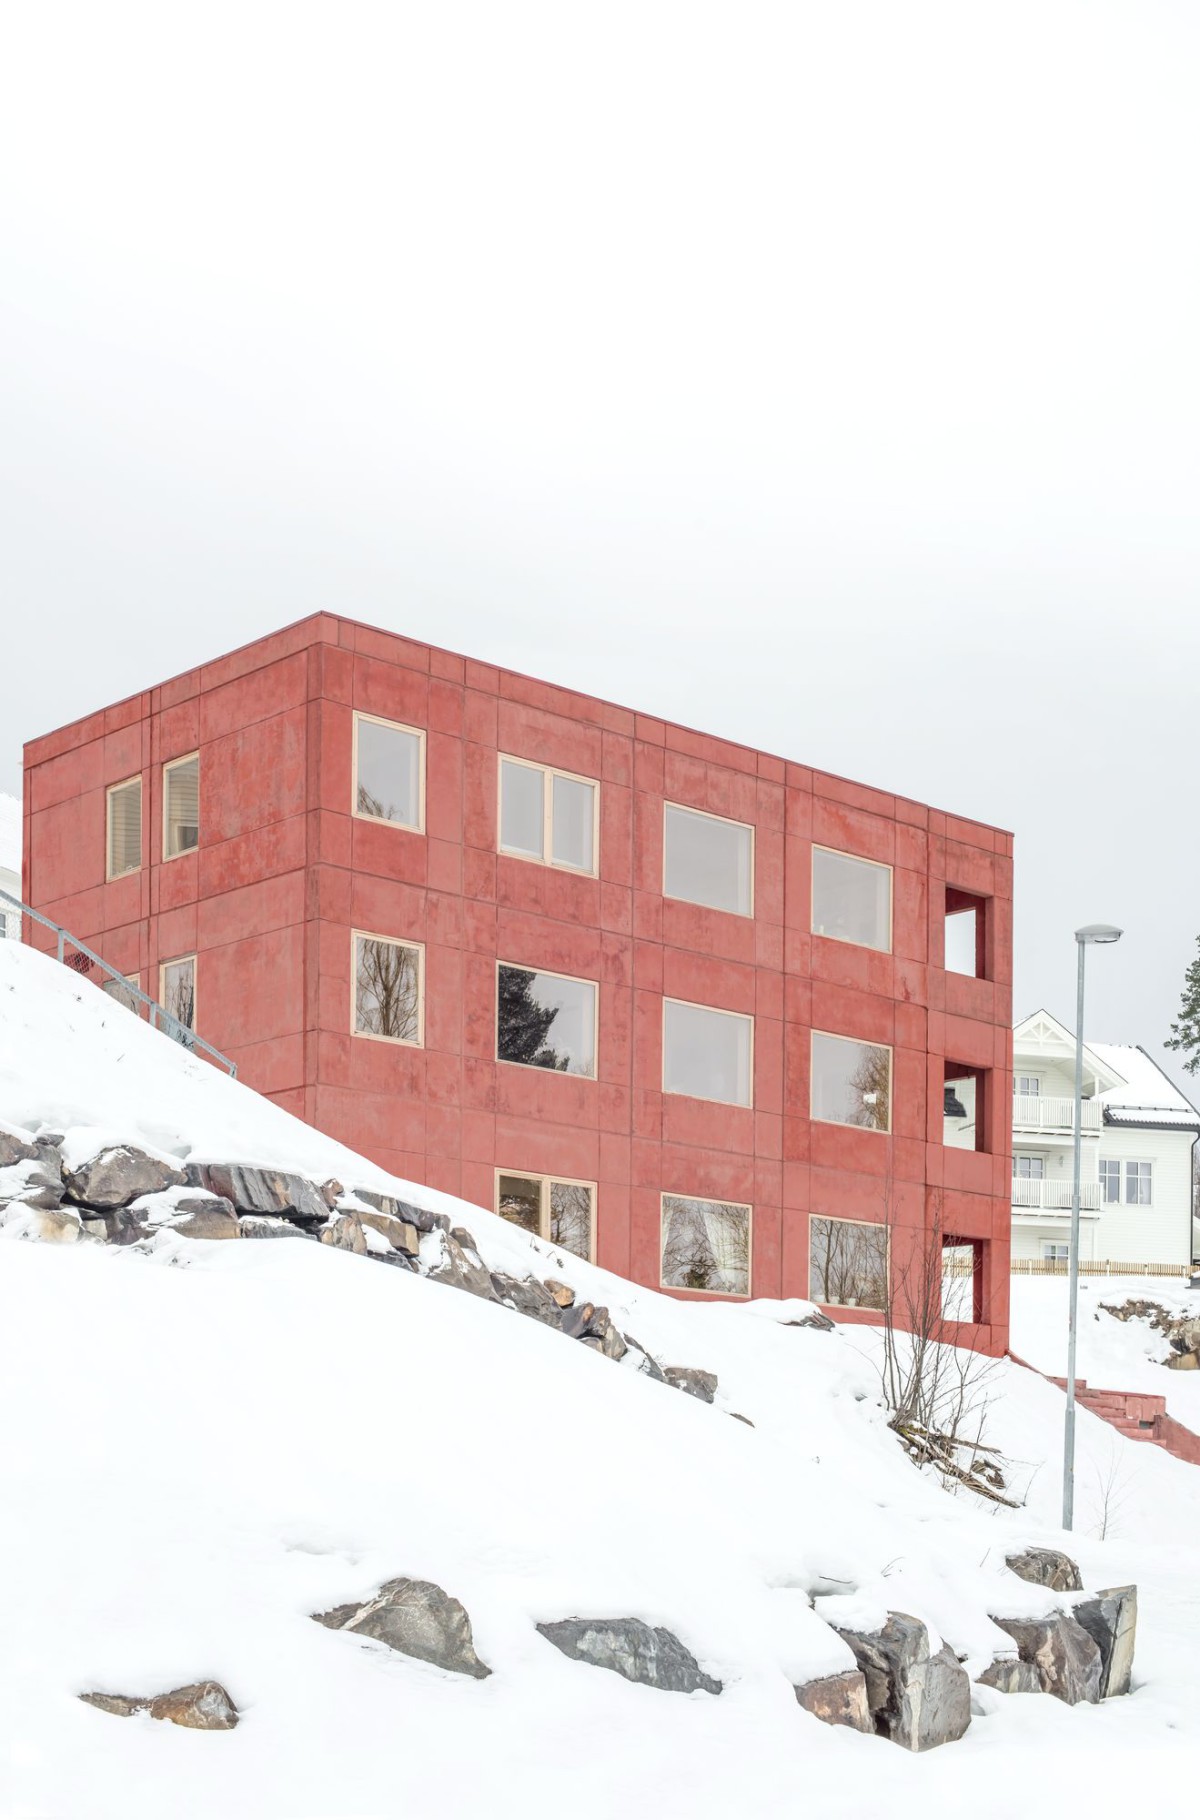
426, 1233, 497, 1300
313, 1577, 490, 1678
729, 1412, 755, 1427
560, 1301, 627, 1359
319, 1213, 367, 1254
990, 1613, 1101, 1705
835, 1612, 972, 1751
356, 1207, 421, 1255
25, 1205, 88, 1243
544, 1277, 576, 1308
353, 1187, 449, 1234
0, 1150, 66, 1211
64, 1145, 186, 1210
977, 1656, 1042, 1694
185, 1163, 329, 1227
489, 1272, 564, 1328
0, 1125, 38, 1168
319, 1177, 343, 1209
80, 1682, 238, 1730
786, 1309, 836, 1331
622, 1335, 666, 1382
1005, 1548, 1083, 1593
1075, 1585, 1137, 1698
136, 1190, 241, 1241
1165, 1349, 1199, 1371
537, 1618, 722, 1695
240, 1215, 309, 1239
794, 1669, 873, 1731
663, 1367, 718, 1404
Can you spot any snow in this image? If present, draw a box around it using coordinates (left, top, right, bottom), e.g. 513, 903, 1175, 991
1011, 1272, 1200, 1423
3, 939, 1200, 1816
1091, 1041, 1200, 1123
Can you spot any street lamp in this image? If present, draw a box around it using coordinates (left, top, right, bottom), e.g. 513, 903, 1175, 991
1062, 922, 1123, 1530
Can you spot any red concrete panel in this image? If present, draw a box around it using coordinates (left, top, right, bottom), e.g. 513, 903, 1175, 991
497, 698, 604, 781
811, 798, 895, 866
810, 982, 894, 1046
814, 772, 896, 820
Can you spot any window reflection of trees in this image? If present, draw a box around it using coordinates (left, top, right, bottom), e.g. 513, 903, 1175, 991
661, 1196, 749, 1296
809, 1217, 887, 1309
355, 938, 420, 1041
847, 1044, 890, 1131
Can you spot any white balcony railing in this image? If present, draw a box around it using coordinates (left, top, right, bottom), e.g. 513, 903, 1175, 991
1011, 1178, 1102, 1211
1012, 1095, 1103, 1133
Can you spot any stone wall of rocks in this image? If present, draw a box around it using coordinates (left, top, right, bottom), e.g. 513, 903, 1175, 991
1100, 1297, 1200, 1370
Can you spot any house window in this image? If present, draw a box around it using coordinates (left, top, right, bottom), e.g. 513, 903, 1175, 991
498, 757, 597, 874
1015, 1076, 1041, 1098
159, 956, 196, 1035
811, 847, 891, 952
353, 713, 424, 831
162, 754, 199, 860
496, 1173, 595, 1262
663, 804, 753, 917
496, 964, 597, 1077
106, 777, 142, 880
1125, 1161, 1152, 1206
1042, 1242, 1070, 1263
1099, 1159, 1122, 1203
661, 1193, 751, 1297
810, 1031, 891, 1132
1013, 1155, 1045, 1179
102, 972, 142, 1015
352, 932, 423, 1045
662, 999, 753, 1107
808, 1216, 888, 1310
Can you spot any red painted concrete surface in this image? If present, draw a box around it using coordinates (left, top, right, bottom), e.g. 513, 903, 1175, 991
21, 613, 1015, 1350
1041, 1375, 1200, 1465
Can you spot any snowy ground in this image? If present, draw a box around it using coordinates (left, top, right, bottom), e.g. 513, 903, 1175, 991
1011, 1273, 1200, 1426
3, 942, 1200, 1818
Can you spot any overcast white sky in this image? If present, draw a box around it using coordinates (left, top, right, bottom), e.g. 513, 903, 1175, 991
1, 1, 1197, 1089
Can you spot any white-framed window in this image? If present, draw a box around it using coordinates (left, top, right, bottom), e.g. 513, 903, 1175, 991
1099, 1158, 1122, 1203
1015, 1075, 1041, 1098
663, 803, 753, 918
353, 712, 425, 832
159, 955, 196, 1033
811, 847, 892, 953
1125, 1161, 1153, 1206
1042, 1241, 1071, 1263
106, 777, 142, 880
496, 963, 597, 1077
661, 1193, 751, 1297
162, 754, 199, 860
1013, 1155, 1045, 1179
496, 1171, 595, 1262
662, 998, 753, 1107
102, 971, 142, 1016
498, 756, 597, 875
810, 1030, 891, 1132
809, 1215, 888, 1310
352, 931, 424, 1046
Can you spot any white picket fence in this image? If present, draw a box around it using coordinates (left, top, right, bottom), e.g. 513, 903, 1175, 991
1011, 1258, 1194, 1279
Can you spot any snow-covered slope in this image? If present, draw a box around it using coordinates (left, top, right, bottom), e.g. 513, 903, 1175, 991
3, 941, 1200, 1818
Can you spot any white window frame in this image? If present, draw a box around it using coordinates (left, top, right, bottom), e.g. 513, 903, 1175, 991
495, 960, 598, 1079
810, 844, 893, 953
1098, 1157, 1122, 1203
659, 1190, 753, 1300
351, 711, 426, 834
810, 1028, 893, 1134
105, 775, 142, 881
497, 754, 599, 877
494, 1169, 597, 1263
162, 752, 200, 863
1015, 1075, 1041, 1097
158, 954, 196, 1029
1124, 1160, 1153, 1206
807, 1212, 890, 1309
1012, 1154, 1046, 1179
351, 929, 425, 1048
662, 801, 755, 919
1042, 1241, 1071, 1263
661, 996, 754, 1108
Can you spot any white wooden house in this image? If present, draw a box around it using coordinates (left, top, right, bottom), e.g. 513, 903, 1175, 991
1009, 1010, 1200, 1268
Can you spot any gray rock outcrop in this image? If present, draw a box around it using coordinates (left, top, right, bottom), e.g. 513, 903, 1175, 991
537, 1617, 722, 1695
977, 1656, 1042, 1694
426, 1232, 497, 1299
489, 1272, 564, 1328
313, 1577, 491, 1678
354, 1187, 448, 1234
835, 1612, 971, 1751
1075, 1585, 1137, 1697
64, 1145, 186, 1210
662, 1367, 718, 1404
355, 1207, 421, 1255
794, 1668, 873, 1730
80, 1681, 239, 1729
319, 1212, 368, 1253
1005, 1548, 1083, 1593
990, 1612, 1101, 1705
185, 1163, 329, 1227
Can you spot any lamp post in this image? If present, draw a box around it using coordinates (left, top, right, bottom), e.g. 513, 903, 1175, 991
1062, 922, 1123, 1531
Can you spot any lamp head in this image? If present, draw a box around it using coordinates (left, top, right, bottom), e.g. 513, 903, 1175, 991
1075, 924, 1123, 945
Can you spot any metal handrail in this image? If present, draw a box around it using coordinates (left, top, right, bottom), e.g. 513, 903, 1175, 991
0, 886, 237, 1078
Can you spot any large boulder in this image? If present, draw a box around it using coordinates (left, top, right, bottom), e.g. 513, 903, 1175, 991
990, 1613, 1101, 1705
319, 1212, 368, 1254
1005, 1548, 1082, 1593
835, 1613, 971, 1751
0, 1124, 38, 1168
543, 1278, 575, 1308
536, 1618, 721, 1695
64, 1145, 185, 1210
425, 1232, 497, 1300
80, 1681, 238, 1730
0, 1148, 66, 1211
185, 1164, 329, 1227
977, 1656, 1042, 1694
1075, 1586, 1137, 1698
489, 1272, 564, 1328
353, 1187, 448, 1235
313, 1578, 490, 1678
794, 1669, 873, 1731
662, 1367, 718, 1404
135, 1190, 241, 1241
355, 1206, 421, 1255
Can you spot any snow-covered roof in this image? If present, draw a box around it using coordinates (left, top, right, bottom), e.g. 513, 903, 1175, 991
1090, 1042, 1200, 1130
0, 793, 20, 886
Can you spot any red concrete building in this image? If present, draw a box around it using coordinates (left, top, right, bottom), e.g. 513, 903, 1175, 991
21, 613, 1014, 1349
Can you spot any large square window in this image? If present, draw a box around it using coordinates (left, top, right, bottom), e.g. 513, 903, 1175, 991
661, 1193, 750, 1297
808, 1216, 888, 1309
811, 847, 891, 952
163, 754, 199, 860
106, 777, 142, 880
353, 713, 424, 831
663, 804, 753, 917
662, 998, 753, 1107
353, 932, 423, 1045
496, 964, 597, 1077
498, 757, 597, 874
496, 1172, 595, 1261
810, 1031, 890, 1131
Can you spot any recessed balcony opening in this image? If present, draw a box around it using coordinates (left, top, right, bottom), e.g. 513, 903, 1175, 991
945, 887, 988, 979
944, 1063, 987, 1152
941, 1236, 984, 1322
